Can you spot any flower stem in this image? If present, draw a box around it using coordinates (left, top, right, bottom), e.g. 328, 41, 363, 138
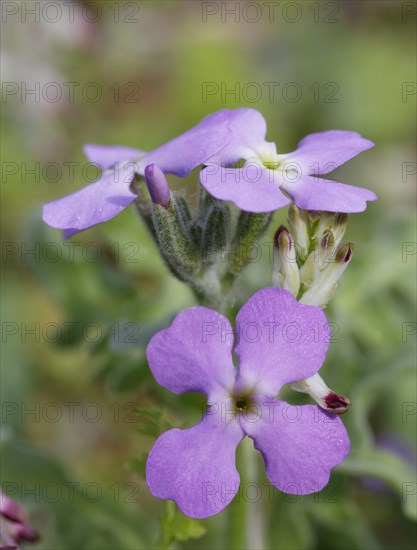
228, 440, 247, 549
229, 438, 265, 549
244, 439, 265, 550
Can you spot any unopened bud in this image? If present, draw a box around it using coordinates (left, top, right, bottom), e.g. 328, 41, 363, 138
323, 392, 351, 414
9, 522, 39, 543
312, 212, 348, 246
288, 205, 309, 261
272, 226, 300, 296
201, 203, 231, 264
291, 373, 351, 414
320, 230, 334, 251
335, 242, 353, 263
0, 492, 39, 546
144, 164, 171, 208
300, 243, 354, 307
318, 230, 335, 268
0, 492, 25, 523
333, 213, 348, 245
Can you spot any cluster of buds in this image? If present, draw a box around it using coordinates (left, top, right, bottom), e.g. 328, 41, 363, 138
273, 205, 353, 308
272, 205, 352, 414
0, 492, 38, 549
133, 165, 272, 308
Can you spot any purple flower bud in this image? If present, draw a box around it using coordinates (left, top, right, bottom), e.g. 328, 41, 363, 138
320, 230, 335, 252
323, 392, 351, 414
144, 164, 171, 208
9, 522, 39, 543
336, 242, 354, 263
272, 225, 300, 295
0, 492, 25, 523
0, 492, 39, 546
274, 225, 291, 251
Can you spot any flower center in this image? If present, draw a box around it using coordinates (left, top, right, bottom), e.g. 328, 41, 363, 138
263, 160, 282, 170
235, 397, 248, 411
255, 149, 300, 185
251, 142, 286, 172
233, 393, 256, 414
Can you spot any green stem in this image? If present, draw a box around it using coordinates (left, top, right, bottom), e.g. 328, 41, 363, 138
228, 438, 266, 549
228, 440, 248, 550
244, 440, 265, 549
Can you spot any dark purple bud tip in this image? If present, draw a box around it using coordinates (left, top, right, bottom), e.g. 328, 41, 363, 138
274, 225, 290, 249
10, 522, 39, 543
335, 213, 348, 226
320, 230, 334, 250
144, 164, 171, 208
0, 493, 25, 523
324, 392, 351, 414
336, 243, 354, 263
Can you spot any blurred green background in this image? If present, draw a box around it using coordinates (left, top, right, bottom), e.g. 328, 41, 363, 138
1, 1, 416, 548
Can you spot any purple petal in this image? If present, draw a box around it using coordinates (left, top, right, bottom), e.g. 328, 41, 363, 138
242, 400, 350, 494
200, 164, 290, 213
235, 288, 329, 397
146, 412, 244, 518
281, 175, 377, 213
137, 110, 232, 177
287, 130, 374, 174
204, 108, 269, 166
138, 108, 265, 177
146, 307, 236, 398
42, 164, 136, 235
83, 144, 143, 170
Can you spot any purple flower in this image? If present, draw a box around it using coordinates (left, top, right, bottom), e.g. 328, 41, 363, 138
200, 110, 377, 213
42, 109, 259, 237
146, 288, 349, 518
0, 491, 39, 547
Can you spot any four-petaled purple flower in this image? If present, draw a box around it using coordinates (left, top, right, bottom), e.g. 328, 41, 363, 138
42, 108, 377, 237
146, 287, 350, 519
200, 109, 377, 213
42, 109, 259, 237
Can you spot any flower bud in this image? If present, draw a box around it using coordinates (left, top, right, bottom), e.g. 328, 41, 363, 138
300, 243, 354, 307
144, 164, 171, 208
291, 373, 351, 414
318, 230, 335, 268
0, 492, 25, 523
288, 205, 309, 261
0, 492, 39, 546
152, 199, 200, 280
272, 226, 300, 297
228, 212, 273, 277
299, 230, 334, 286
201, 203, 231, 265
313, 211, 348, 246
9, 521, 39, 543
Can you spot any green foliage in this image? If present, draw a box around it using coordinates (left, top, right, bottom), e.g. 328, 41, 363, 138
160, 502, 207, 549
2, 2, 416, 549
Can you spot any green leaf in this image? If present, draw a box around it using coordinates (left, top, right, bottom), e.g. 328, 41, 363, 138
160, 501, 207, 549
126, 456, 147, 479
338, 450, 417, 521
